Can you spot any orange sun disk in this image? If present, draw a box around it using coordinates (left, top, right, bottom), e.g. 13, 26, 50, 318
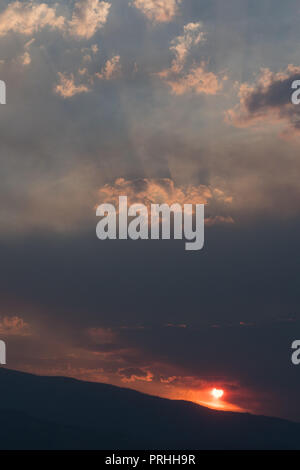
211, 388, 224, 399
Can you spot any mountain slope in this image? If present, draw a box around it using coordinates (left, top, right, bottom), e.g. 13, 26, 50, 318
0, 368, 299, 449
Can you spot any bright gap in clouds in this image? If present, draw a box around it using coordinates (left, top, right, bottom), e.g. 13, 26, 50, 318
211, 388, 224, 399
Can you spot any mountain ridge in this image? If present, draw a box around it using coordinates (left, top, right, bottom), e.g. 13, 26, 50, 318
0, 367, 299, 449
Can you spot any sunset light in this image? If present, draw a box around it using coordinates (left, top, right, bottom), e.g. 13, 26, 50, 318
211, 388, 224, 399
1, 0, 300, 452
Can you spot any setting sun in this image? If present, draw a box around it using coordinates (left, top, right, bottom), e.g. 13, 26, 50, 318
211, 388, 224, 399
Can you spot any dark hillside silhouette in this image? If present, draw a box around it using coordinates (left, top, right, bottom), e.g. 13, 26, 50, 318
0, 368, 299, 450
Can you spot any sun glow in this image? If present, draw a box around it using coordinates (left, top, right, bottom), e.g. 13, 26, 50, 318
211, 388, 224, 399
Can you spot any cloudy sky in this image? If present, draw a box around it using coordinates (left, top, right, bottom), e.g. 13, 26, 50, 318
0, 0, 300, 421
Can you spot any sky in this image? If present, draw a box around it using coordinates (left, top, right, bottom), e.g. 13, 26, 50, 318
0, 0, 300, 421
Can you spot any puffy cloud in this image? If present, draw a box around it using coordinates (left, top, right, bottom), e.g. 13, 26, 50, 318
54, 72, 90, 98
0, 1, 65, 37
68, 0, 111, 39
0, 0, 110, 40
170, 22, 206, 73
158, 23, 223, 95
97, 177, 212, 206
162, 63, 222, 96
118, 367, 154, 383
96, 55, 121, 80
0, 316, 31, 336
54, 53, 121, 99
226, 65, 300, 137
132, 0, 182, 24
97, 178, 233, 223
96, 178, 234, 230
17, 51, 31, 66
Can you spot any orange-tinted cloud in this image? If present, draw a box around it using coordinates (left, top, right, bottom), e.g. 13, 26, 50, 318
96, 55, 121, 80
132, 0, 182, 24
0, 1, 65, 36
54, 72, 90, 98
0, 0, 110, 40
118, 367, 154, 383
68, 0, 111, 39
226, 65, 300, 137
158, 23, 223, 95
163, 63, 223, 96
56, 53, 121, 98
0, 316, 31, 336
169, 22, 206, 73
98, 177, 212, 206
97, 177, 233, 215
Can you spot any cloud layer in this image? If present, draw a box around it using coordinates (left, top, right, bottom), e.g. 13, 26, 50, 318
132, 0, 182, 23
